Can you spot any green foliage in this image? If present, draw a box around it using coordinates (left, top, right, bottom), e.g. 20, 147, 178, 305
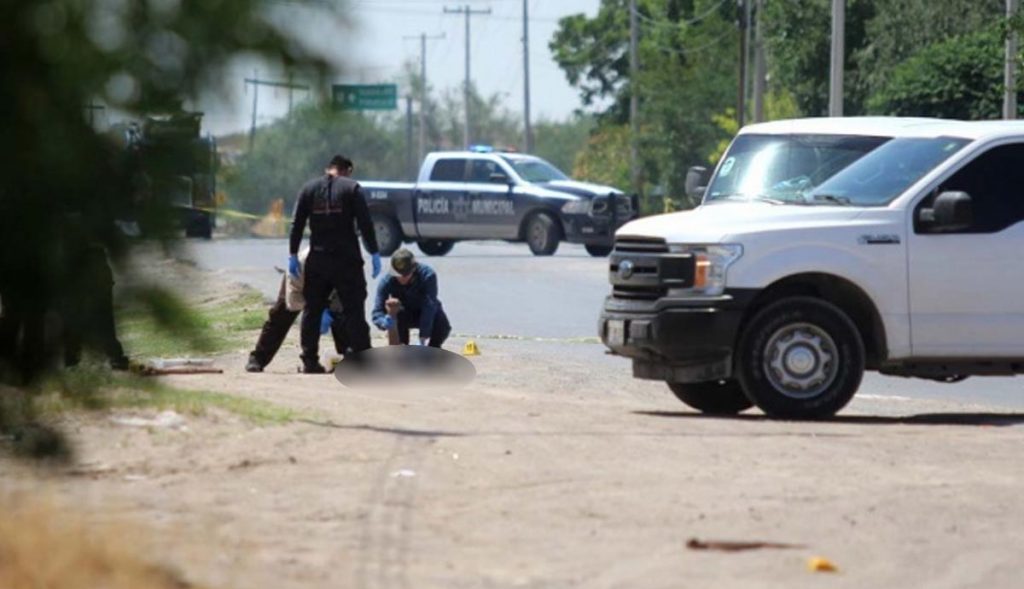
552, 0, 739, 204
532, 115, 596, 174
572, 125, 634, 202
867, 28, 1011, 119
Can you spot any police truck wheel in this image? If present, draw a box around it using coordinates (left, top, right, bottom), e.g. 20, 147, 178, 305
736, 297, 865, 419
526, 213, 560, 256
373, 214, 402, 256
417, 240, 455, 256
667, 380, 753, 415
585, 244, 613, 257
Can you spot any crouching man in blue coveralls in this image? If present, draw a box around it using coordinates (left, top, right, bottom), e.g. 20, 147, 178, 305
371, 248, 451, 348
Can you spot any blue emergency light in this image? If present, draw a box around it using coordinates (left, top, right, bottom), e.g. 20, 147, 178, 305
468, 144, 494, 153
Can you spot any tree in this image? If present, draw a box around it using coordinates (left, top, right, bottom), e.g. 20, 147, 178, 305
0, 0, 334, 456
551, 0, 739, 206
532, 115, 595, 174
867, 28, 1013, 119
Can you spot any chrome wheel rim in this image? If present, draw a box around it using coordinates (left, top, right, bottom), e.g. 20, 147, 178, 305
375, 220, 393, 250
762, 322, 838, 399
529, 221, 546, 249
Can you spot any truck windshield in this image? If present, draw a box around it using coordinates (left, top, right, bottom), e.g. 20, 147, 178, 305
502, 157, 569, 183
807, 137, 970, 206
705, 134, 890, 204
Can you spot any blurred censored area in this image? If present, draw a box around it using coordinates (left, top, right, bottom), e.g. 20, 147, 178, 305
333, 345, 476, 390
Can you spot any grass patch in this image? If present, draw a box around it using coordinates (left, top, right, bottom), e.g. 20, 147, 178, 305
117, 289, 266, 358
37, 369, 300, 426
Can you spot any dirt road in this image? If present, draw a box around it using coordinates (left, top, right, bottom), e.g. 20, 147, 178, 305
5, 335, 1024, 589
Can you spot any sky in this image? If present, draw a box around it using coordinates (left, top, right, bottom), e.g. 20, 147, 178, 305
197, 0, 601, 136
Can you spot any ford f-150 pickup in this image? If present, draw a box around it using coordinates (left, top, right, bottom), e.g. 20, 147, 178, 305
601, 116, 1024, 419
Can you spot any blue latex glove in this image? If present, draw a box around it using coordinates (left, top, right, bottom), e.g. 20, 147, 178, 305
371, 253, 382, 278
319, 310, 333, 335
288, 255, 300, 279
376, 316, 394, 331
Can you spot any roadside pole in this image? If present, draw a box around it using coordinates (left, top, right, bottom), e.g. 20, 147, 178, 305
629, 0, 641, 196
1005, 0, 1020, 119
829, 0, 845, 117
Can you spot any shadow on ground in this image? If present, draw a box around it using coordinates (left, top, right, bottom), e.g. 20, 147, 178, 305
633, 411, 1024, 427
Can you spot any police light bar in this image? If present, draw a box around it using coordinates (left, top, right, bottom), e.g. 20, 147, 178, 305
468, 144, 494, 153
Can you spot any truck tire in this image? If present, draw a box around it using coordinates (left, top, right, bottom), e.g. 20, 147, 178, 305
667, 380, 753, 414
184, 210, 213, 239
526, 213, 560, 256
736, 297, 865, 419
417, 240, 455, 256
373, 214, 402, 256
585, 244, 613, 257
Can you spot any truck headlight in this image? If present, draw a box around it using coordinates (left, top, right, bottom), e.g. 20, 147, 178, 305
667, 244, 743, 296
561, 199, 591, 214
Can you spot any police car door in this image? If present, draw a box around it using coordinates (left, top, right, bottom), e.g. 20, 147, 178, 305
464, 157, 518, 239
417, 157, 468, 239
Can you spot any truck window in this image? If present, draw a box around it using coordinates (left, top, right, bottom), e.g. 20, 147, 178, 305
706, 134, 889, 204
468, 159, 501, 183
811, 137, 968, 207
924, 143, 1024, 233
430, 159, 468, 181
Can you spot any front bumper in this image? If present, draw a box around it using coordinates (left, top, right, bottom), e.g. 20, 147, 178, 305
561, 194, 639, 245
599, 289, 757, 382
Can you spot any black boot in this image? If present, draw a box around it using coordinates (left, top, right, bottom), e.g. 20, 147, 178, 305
301, 361, 326, 374
245, 354, 264, 373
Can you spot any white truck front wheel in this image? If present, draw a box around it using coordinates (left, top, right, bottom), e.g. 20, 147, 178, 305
737, 297, 865, 419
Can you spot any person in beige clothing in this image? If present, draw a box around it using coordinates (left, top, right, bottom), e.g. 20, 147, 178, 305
245, 249, 348, 372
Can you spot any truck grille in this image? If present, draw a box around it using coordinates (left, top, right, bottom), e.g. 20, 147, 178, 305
613, 237, 669, 254
608, 237, 692, 300
612, 284, 667, 300
591, 194, 635, 217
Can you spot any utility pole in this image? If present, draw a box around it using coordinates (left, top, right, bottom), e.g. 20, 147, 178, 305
403, 32, 445, 163
444, 4, 492, 147
829, 0, 845, 117
752, 0, 766, 122
523, 0, 534, 152
406, 95, 415, 180
737, 0, 747, 127
1005, 0, 1020, 119
245, 73, 310, 151
629, 0, 640, 195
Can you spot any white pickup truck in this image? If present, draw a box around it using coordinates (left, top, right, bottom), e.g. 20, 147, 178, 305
600, 117, 1024, 419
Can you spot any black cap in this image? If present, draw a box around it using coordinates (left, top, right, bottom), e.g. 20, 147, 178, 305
391, 248, 416, 275
328, 154, 353, 170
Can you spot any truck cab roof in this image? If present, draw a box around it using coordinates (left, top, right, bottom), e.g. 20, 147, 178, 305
741, 116, 1024, 142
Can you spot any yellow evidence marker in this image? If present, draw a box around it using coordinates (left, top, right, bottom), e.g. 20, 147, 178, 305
462, 340, 480, 356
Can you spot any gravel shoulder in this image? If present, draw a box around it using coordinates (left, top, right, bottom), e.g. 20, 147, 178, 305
3, 253, 1024, 588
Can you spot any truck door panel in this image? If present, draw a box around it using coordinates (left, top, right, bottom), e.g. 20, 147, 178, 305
417, 158, 469, 239
464, 159, 518, 239
908, 142, 1024, 356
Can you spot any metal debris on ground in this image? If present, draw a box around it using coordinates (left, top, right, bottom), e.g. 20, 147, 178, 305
131, 358, 223, 376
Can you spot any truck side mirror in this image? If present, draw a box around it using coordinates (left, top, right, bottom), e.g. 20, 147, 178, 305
919, 191, 973, 232
489, 171, 511, 185
685, 166, 708, 200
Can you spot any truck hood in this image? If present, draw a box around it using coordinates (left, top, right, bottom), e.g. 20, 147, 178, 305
536, 180, 622, 199
616, 201, 867, 243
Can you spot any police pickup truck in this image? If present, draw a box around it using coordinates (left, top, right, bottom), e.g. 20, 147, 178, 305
361, 148, 636, 257
601, 117, 1024, 419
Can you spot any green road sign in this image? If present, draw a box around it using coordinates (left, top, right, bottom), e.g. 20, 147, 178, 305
332, 84, 398, 111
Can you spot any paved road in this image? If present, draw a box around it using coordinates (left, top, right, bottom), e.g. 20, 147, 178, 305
183, 238, 1024, 410
184, 238, 608, 340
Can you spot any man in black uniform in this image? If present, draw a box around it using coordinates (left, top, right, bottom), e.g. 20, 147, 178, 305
289, 154, 381, 373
